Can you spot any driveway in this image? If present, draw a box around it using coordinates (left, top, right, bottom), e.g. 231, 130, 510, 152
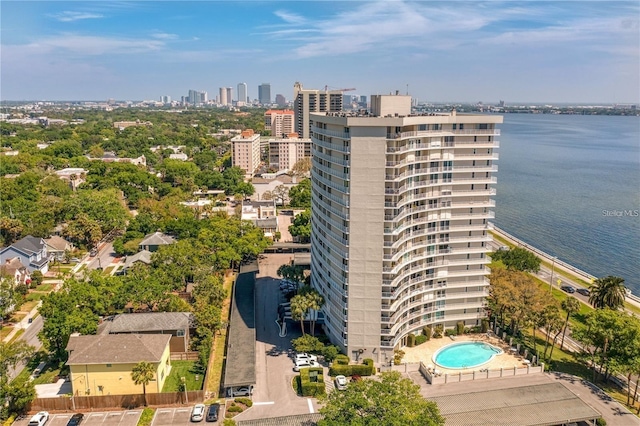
233, 253, 321, 421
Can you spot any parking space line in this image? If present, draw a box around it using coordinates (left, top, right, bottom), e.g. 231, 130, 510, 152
253, 401, 275, 405
307, 398, 314, 413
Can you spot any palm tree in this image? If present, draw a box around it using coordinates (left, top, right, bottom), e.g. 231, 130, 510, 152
305, 291, 325, 337
588, 276, 627, 310
290, 294, 308, 335
131, 361, 155, 406
560, 297, 581, 350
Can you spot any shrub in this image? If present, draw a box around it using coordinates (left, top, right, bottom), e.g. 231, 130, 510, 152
234, 397, 253, 407
30, 270, 43, 287
445, 329, 457, 337
393, 349, 405, 365
227, 405, 243, 413
415, 335, 427, 345
407, 333, 415, 347
223, 420, 236, 426
596, 418, 607, 426
334, 354, 350, 365
456, 321, 465, 336
433, 324, 444, 338
481, 319, 489, 333
14, 284, 28, 296
321, 345, 340, 362
299, 367, 325, 396
363, 358, 376, 375
422, 325, 432, 341
329, 364, 374, 377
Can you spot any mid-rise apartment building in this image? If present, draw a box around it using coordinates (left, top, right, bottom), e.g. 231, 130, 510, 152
268, 137, 311, 171
309, 94, 502, 363
264, 109, 295, 137
293, 82, 343, 139
231, 129, 261, 178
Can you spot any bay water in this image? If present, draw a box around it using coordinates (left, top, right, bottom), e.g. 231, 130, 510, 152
493, 113, 640, 296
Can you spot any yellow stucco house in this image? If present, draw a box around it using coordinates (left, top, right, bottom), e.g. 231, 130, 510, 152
66, 334, 171, 396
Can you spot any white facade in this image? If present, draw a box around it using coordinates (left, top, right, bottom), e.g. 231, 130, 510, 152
231, 130, 261, 178
309, 95, 502, 362
237, 83, 248, 103
293, 82, 343, 139
264, 109, 295, 137
268, 137, 311, 171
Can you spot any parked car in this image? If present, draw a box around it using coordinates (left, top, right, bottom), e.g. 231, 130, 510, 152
231, 386, 253, 397
66, 414, 84, 426
576, 288, 590, 296
561, 285, 576, 294
69, 257, 81, 263
206, 403, 220, 422
191, 404, 206, 422
295, 353, 318, 362
294, 359, 320, 372
89, 247, 98, 257
335, 375, 348, 391
28, 411, 49, 426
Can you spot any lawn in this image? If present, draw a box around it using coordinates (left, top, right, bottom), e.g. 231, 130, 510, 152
163, 361, 205, 392
0, 325, 14, 340
35, 283, 54, 292
205, 272, 235, 397
137, 408, 155, 426
25, 292, 44, 302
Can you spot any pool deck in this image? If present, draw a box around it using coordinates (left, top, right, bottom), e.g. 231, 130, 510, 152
402, 334, 529, 374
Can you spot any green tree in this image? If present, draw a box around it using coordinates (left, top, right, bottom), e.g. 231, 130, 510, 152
491, 247, 541, 273
277, 264, 305, 283
290, 293, 309, 336
1, 378, 36, 420
0, 340, 35, 386
288, 209, 311, 243
291, 334, 325, 354
131, 361, 156, 406
560, 297, 581, 350
0, 277, 21, 318
300, 286, 324, 336
319, 371, 444, 426
588, 276, 627, 310
288, 178, 311, 208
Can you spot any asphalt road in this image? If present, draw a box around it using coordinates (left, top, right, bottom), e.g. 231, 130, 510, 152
86, 242, 117, 271
7, 315, 44, 381
233, 253, 320, 422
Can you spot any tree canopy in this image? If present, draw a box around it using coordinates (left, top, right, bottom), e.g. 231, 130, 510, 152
319, 371, 444, 426
490, 247, 541, 273
588, 276, 627, 310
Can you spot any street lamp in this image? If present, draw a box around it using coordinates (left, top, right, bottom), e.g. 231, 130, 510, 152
549, 256, 557, 295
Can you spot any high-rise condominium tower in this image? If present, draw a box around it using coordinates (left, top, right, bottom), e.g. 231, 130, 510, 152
293, 82, 343, 139
238, 83, 248, 103
258, 84, 271, 105
309, 94, 502, 363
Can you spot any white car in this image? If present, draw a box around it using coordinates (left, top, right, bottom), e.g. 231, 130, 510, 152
28, 411, 49, 426
294, 359, 320, 372
335, 375, 348, 391
190, 403, 205, 422
232, 386, 253, 396
295, 353, 318, 362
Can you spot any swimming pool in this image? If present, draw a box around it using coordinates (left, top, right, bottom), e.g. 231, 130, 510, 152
433, 341, 503, 369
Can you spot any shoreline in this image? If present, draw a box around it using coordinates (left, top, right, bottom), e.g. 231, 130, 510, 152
490, 225, 640, 306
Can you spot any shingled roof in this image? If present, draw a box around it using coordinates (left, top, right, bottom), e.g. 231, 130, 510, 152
66, 334, 171, 365
10, 235, 46, 255
139, 232, 176, 247
109, 312, 194, 333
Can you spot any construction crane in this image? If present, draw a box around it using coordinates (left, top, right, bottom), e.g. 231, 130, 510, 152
324, 86, 356, 92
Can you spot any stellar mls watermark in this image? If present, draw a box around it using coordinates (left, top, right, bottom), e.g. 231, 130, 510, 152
602, 209, 639, 217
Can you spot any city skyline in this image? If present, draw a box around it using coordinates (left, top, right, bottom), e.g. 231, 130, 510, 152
1, 1, 639, 103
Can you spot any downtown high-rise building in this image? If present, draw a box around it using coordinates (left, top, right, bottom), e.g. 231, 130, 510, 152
293, 82, 343, 139
188, 89, 207, 105
309, 94, 502, 363
275, 94, 287, 107
238, 83, 248, 103
219, 87, 233, 106
258, 83, 271, 105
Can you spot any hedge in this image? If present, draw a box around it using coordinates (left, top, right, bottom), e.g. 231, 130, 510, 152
415, 334, 427, 345
300, 367, 325, 397
334, 354, 350, 365
234, 397, 253, 407
407, 333, 415, 347
363, 358, 376, 375
329, 363, 374, 377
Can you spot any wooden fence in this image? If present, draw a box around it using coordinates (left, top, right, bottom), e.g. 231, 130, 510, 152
170, 351, 199, 361
29, 390, 205, 412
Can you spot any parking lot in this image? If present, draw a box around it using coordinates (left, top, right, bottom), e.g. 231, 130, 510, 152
150, 406, 192, 425
12, 410, 142, 426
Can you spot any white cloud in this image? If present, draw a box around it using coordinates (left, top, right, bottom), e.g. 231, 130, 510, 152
274, 10, 306, 25
10, 34, 165, 56
151, 32, 179, 40
50, 11, 104, 22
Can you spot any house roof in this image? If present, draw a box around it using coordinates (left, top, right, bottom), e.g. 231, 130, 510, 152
66, 334, 171, 365
10, 235, 45, 255
44, 235, 72, 252
253, 218, 278, 229
237, 414, 322, 426
0, 257, 28, 276
122, 250, 152, 269
139, 232, 176, 247
109, 312, 194, 333
428, 382, 601, 426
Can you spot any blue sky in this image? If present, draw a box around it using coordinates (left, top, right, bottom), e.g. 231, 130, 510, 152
1, 1, 638, 103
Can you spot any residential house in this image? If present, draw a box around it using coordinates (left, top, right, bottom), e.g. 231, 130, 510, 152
0, 257, 30, 286
0, 235, 50, 274
44, 235, 74, 262
66, 334, 171, 396
104, 312, 195, 353
253, 217, 278, 240
241, 200, 277, 221
120, 250, 152, 273
138, 232, 176, 252
54, 168, 89, 191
